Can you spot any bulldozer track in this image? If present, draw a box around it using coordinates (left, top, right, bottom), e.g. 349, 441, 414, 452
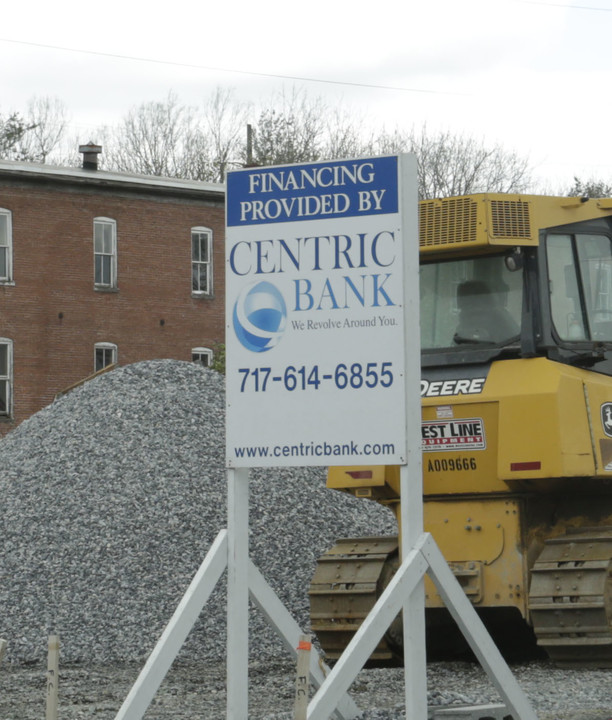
309, 536, 400, 664
528, 528, 612, 667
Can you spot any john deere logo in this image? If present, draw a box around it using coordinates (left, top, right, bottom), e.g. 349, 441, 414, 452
233, 280, 287, 353
601, 403, 612, 438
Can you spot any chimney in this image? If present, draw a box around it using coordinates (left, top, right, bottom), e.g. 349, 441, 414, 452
78, 142, 102, 170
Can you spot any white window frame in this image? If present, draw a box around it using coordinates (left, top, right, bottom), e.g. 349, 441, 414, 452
192, 347, 213, 367
0, 209, 13, 283
0, 338, 13, 418
94, 217, 117, 289
94, 342, 117, 372
191, 226, 213, 297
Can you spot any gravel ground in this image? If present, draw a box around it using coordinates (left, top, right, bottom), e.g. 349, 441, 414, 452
0, 359, 611, 719
0, 658, 610, 719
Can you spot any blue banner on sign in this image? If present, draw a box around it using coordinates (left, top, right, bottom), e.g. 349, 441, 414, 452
227, 156, 398, 227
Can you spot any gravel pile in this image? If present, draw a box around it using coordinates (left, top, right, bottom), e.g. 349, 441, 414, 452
0, 359, 396, 666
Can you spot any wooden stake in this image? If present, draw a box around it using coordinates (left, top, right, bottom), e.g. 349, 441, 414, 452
46, 634, 60, 720
293, 634, 312, 720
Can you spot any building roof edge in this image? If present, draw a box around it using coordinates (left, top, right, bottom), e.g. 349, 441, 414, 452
0, 159, 225, 198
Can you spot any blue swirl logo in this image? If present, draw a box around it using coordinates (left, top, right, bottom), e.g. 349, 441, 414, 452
233, 281, 287, 353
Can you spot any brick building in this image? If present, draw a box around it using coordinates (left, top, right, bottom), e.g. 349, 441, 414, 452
0, 147, 226, 436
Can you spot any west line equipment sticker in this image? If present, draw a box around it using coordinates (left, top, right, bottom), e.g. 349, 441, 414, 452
421, 418, 486, 452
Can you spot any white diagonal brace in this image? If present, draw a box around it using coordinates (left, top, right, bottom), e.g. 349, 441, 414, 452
114, 529, 228, 720
308, 535, 430, 720
421, 533, 537, 720
248, 559, 360, 720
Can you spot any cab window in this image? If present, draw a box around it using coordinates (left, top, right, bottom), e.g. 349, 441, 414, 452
547, 233, 612, 342
421, 255, 522, 350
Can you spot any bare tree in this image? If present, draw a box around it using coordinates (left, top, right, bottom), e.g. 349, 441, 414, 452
18, 96, 68, 163
248, 88, 326, 166
102, 90, 252, 181
322, 105, 370, 160
242, 101, 532, 200
48, 130, 84, 168
87, 87, 533, 197
201, 87, 250, 182
403, 126, 531, 199
360, 125, 532, 198
102, 88, 362, 180
103, 92, 210, 178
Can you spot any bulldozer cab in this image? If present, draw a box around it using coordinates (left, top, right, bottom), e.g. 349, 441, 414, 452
420, 195, 612, 376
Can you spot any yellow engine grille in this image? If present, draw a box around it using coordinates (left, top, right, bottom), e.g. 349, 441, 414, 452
489, 200, 531, 240
419, 197, 479, 248
419, 195, 534, 249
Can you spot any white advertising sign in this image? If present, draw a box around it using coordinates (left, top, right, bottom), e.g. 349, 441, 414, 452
225, 155, 417, 467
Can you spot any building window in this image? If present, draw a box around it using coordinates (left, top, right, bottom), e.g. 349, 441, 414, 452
192, 227, 212, 296
94, 343, 117, 372
192, 347, 213, 367
94, 218, 117, 288
0, 339, 13, 417
0, 209, 13, 283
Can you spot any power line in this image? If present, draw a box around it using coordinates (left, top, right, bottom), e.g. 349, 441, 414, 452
514, 0, 612, 11
0, 36, 466, 97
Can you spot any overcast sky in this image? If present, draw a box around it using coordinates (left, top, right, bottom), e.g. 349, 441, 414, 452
1, 0, 610, 190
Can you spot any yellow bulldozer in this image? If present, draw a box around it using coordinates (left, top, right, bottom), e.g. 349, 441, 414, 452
310, 193, 612, 667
